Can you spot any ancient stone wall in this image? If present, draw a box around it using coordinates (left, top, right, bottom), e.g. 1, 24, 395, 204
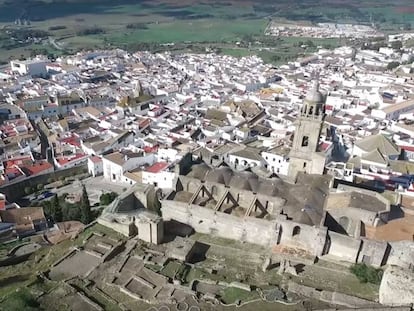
357, 239, 389, 267
276, 217, 327, 256
380, 265, 414, 305
161, 200, 277, 246
326, 231, 361, 263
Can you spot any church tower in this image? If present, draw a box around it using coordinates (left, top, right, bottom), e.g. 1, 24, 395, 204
288, 78, 326, 180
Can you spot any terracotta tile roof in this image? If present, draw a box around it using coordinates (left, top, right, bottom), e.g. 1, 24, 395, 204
21, 162, 53, 176
90, 156, 102, 163
145, 162, 169, 173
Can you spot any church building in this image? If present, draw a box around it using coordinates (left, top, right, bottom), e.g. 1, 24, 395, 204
288, 79, 327, 180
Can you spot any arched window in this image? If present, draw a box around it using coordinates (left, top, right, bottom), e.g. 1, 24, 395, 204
309, 106, 314, 115
292, 226, 301, 236
301, 136, 309, 147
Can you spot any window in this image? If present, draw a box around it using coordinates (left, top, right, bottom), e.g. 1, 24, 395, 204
303, 162, 307, 168
301, 136, 309, 147
292, 226, 301, 236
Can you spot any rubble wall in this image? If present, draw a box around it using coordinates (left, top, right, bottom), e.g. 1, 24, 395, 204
380, 265, 414, 305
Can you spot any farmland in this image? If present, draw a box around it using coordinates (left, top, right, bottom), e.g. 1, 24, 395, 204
0, 0, 412, 64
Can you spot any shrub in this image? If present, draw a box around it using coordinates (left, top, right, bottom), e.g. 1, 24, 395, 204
2, 288, 40, 311
49, 25, 67, 31
387, 61, 400, 70
126, 23, 148, 30
99, 192, 118, 205
76, 27, 105, 36
350, 263, 383, 284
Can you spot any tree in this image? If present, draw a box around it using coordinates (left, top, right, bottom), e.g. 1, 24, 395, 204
24, 187, 33, 195
80, 185, 92, 224
62, 204, 81, 222
387, 61, 400, 70
305, 39, 315, 48
41, 200, 52, 217
391, 40, 403, 50
51, 194, 62, 222
99, 192, 118, 206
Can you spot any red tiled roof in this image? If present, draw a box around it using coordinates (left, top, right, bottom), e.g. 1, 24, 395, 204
4, 156, 32, 168
5, 167, 23, 178
145, 162, 169, 173
319, 142, 332, 151
144, 146, 158, 153
139, 118, 151, 129
400, 145, 414, 152
90, 156, 102, 163
22, 162, 53, 176
57, 153, 87, 165
60, 135, 81, 147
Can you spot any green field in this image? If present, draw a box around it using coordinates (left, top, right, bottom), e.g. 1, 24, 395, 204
0, 0, 413, 64
105, 19, 267, 44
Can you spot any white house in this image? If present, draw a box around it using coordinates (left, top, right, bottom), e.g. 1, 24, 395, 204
371, 100, 414, 120
141, 162, 175, 189
228, 147, 264, 170
81, 131, 135, 156
233, 127, 250, 141
88, 156, 103, 177
102, 150, 156, 183
157, 148, 179, 162
10, 59, 48, 77
54, 153, 89, 170
261, 145, 290, 175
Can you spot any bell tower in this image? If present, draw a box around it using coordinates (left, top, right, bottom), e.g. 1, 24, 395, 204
288, 78, 326, 180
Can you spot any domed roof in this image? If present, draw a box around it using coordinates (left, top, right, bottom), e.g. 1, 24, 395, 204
205, 167, 233, 185
187, 163, 211, 181
229, 171, 259, 192
305, 80, 324, 104
257, 179, 281, 196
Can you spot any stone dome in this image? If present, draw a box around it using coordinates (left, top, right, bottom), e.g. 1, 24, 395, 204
187, 163, 211, 181
257, 179, 281, 196
205, 167, 233, 185
229, 171, 259, 192
305, 80, 324, 103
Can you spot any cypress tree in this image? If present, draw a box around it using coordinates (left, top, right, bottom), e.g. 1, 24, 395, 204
80, 185, 92, 224
52, 194, 62, 222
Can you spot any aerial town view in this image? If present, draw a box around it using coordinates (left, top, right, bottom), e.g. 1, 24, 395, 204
1, 0, 414, 310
